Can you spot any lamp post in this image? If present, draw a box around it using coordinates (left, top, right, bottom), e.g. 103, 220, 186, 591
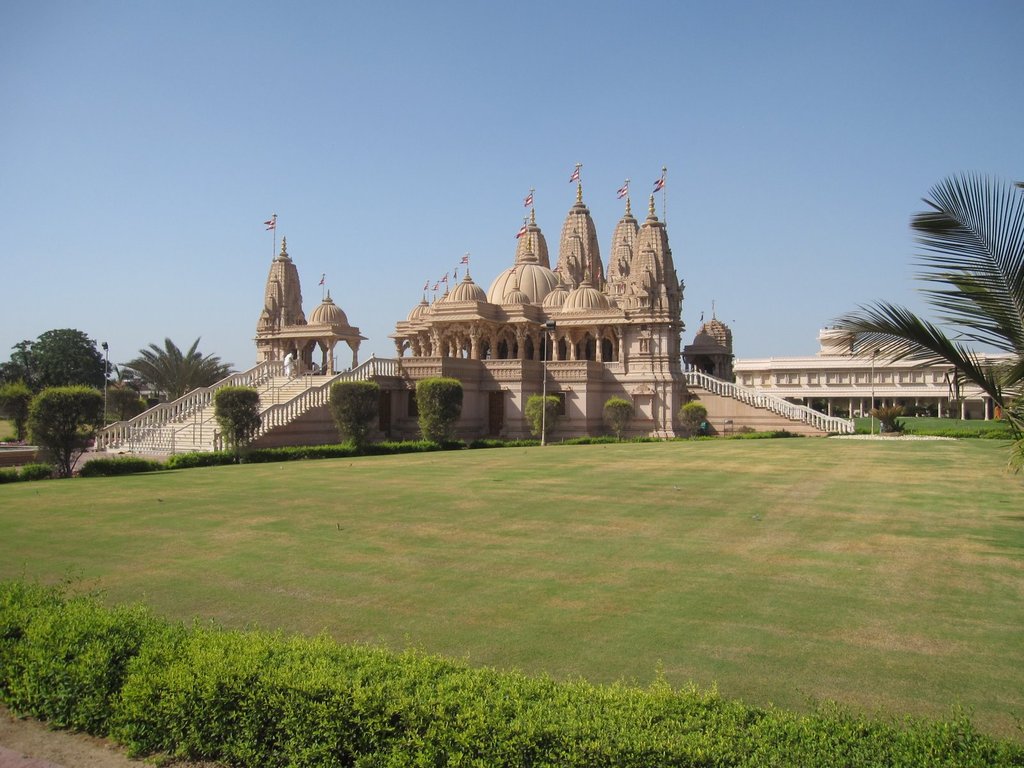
101, 342, 109, 427
870, 348, 878, 436
541, 320, 556, 446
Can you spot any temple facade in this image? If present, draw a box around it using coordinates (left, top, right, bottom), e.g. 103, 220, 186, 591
389, 186, 689, 439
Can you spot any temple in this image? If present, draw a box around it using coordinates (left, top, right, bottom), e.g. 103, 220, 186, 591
388, 186, 689, 438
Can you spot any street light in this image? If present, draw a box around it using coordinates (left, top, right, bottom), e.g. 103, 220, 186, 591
541, 320, 556, 446
870, 348, 878, 436
101, 342, 109, 427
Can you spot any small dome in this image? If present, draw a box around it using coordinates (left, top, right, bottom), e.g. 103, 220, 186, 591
406, 297, 430, 322
309, 293, 348, 326
543, 283, 569, 309
445, 274, 487, 303
562, 280, 610, 312
503, 287, 532, 305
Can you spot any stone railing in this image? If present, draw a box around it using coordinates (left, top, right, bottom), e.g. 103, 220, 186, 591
684, 371, 855, 434
97, 361, 283, 452
252, 356, 400, 443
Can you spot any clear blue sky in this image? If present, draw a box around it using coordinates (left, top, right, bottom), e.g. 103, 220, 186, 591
2, 1, 1021, 372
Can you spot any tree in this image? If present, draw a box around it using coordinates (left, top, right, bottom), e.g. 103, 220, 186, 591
603, 397, 634, 439
329, 380, 379, 449
0, 381, 32, 441
415, 377, 463, 444
525, 394, 561, 439
105, 383, 147, 422
679, 401, 708, 437
1, 329, 106, 391
124, 338, 232, 401
213, 386, 261, 461
835, 173, 1024, 467
28, 386, 104, 477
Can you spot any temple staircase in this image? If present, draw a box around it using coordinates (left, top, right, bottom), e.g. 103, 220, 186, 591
684, 371, 855, 434
97, 357, 400, 455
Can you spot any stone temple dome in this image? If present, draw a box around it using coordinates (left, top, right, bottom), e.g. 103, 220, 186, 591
698, 315, 733, 352
487, 256, 558, 304
542, 282, 570, 309
445, 273, 487, 303
406, 297, 429, 322
308, 293, 348, 326
502, 286, 532, 305
562, 279, 611, 312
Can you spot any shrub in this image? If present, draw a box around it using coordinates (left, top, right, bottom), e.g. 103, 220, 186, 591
0, 381, 32, 441
871, 405, 905, 434
79, 457, 164, 477
18, 463, 54, 481
415, 378, 463, 443
603, 396, 633, 439
524, 394, 561, 439
164, 451, 235, 470
328, 380, 379, 449
679, 401, 708, 437
28, 386, 104, 477
0, 468, 21, 484
0, 580, 1021, 768
213, 387, 261, 461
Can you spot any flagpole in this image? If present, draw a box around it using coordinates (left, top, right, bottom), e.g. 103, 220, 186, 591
272, 213, 278, 259
661, 167, 667, 225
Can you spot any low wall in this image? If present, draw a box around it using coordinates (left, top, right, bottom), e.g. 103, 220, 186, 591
0, 447, 40, 468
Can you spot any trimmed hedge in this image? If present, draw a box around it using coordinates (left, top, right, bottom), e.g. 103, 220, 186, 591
79, 457, 164, 477
0, 581, 1020, 767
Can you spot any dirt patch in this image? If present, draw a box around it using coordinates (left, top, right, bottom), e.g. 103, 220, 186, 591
0, 706, 219, 768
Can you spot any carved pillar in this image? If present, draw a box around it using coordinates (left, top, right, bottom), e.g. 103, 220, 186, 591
515, 327, 527, 360
470, 327, 480, 360
595, 327, 603, 362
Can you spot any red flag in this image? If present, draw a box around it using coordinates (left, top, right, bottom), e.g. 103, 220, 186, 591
318, 273, 325, 286
453, 268, 458, 281
617, 181, 629, 199
653, 173, 665, 192
432, 282, 440, 291
264, 216, 276, 230
523, 191, 533, 207
440, 272, 449, 283
423, 280, 429, 291
515, 223, 527, 238
569, 165, 580, 183
459, 253, 470, 265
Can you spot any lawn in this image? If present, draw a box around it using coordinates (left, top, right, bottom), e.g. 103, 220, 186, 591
854, 415, 1013, 436
1, 439, 1022, 739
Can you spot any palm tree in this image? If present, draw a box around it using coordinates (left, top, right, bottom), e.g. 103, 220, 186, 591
835, 173, 1023, 466
124, 338, 233, 401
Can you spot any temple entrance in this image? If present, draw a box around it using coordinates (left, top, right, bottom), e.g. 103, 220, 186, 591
488, 391, 504, 436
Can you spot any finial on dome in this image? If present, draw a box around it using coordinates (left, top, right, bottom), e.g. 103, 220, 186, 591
326, 290, 332, 302
648, 195, 656, 218
530, 207, 536, 225
279, 236, 289, 259
576, 182, 583, 205
625, 196, 632, 216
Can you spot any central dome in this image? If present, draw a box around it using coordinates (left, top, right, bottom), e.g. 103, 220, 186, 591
487, 260, 558, 305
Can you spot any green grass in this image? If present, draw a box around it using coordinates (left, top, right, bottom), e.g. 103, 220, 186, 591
855, 415, 1014, 436
1, 439, 1022, 739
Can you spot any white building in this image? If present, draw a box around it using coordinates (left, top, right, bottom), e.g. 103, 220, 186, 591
734, 328, 1004, 420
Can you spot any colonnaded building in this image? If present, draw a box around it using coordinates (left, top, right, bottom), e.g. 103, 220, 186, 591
98, 185, 998, 455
